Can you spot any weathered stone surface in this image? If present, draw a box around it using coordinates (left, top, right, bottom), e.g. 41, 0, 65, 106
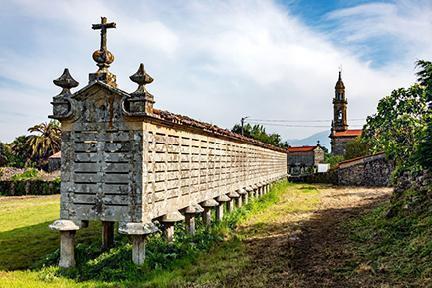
49, 220, 80, 231
201, 199, 219, 207
51, 16, 289, 267
290, 153, 393, 187
161, 211, 185, 223
118, 222, 158, 235
59, 231, 76, 268
216, 194, 231, 202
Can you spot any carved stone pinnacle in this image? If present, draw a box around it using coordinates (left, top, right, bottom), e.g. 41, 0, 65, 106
130, 63, 154, 96
53, 68, 79, 96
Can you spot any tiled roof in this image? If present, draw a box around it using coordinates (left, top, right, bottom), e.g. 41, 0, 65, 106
288, 146, 317, 152
152, 109, 287, 153
333, 129, 362, 137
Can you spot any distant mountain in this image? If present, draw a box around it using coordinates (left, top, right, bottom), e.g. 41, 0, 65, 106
287, 130, 330, 150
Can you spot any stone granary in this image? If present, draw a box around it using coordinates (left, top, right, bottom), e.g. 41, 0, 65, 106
329, 71, 362, 155
287, 145, 324, 175
48, 17, 288, 268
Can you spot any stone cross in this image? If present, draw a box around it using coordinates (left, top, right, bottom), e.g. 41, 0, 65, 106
92, 17, 116, 51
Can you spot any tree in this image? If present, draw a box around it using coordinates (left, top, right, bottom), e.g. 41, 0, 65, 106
415, 60, 432, 169
26, 121, 61, 168
9, 135, 32, 167
362, 82, 428, 168
344, 137, 369, 160
0, 142, 11, 166
232, 123, 286, 147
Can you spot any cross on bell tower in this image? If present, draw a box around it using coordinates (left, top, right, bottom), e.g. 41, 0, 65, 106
89, 17, 117, 87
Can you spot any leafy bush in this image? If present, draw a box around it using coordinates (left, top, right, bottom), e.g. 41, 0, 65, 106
11, 168, 40, 180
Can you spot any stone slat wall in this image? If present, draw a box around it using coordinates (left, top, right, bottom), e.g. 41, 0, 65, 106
142, 123, 287, 221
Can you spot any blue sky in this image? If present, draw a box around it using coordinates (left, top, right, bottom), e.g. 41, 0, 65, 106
0, 0, 430, 143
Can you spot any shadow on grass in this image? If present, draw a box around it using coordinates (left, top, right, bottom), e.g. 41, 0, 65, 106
219, 193, 393, 288
0, 221, 101, 271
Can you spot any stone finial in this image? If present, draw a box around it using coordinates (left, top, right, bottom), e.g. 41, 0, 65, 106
53, 68, 79, 97
124, 63, 155, 115
130, 63, 154, 94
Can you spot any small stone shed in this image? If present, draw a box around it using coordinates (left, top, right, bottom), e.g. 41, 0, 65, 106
49, 17, 288, 267
288, 145, 325, 175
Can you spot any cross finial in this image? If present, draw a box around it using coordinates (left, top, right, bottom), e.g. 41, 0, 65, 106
91, 17, 116, 72
89, 17, 117, 87
92, 17, 116, 51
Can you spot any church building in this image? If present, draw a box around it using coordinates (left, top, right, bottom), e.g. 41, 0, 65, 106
330, 71, 362, 155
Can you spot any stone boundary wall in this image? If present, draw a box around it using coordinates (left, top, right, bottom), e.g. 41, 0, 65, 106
290, 153, 393, 187
0, 180, 60, 196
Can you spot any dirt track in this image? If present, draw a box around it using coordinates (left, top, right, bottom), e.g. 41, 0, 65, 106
226, 185, 392, 288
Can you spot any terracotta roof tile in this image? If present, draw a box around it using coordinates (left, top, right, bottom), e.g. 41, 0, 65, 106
288, 146, 317, 152
333, 129, 362, 137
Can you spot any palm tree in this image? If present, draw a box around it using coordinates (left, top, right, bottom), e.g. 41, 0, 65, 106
26, 121, 61, 167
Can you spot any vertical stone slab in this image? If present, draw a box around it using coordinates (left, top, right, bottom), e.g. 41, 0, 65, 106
132, 235, 146, 265
202, 208, 212, 226
185, 214, 196, 235
215, 204, 224, 221
59, 231, 76, 268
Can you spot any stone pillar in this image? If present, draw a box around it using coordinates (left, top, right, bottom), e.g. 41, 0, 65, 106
228, 191, 240, 211
49, 220, 80, 268
184, 205, 203, 235
252, 184, 259, 197
216, 194, 230, 221
131, 235, 146, 265
102, 221, 115, 250
119, 222, 158, 265
201, 199, 218, 226
161, 212, 185, 242
239, 188, 248, 205
246, 186, 253, 201
235, 190, 243, 208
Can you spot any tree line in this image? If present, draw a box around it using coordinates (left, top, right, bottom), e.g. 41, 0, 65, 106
0, 121, 61, 170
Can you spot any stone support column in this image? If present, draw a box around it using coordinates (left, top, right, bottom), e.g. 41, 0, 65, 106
161, 212, 185, 242
239, 188, 248, 205
215, 194, 230, 221
246, 186, 253, 201
184, 205, 204, 235
228, 191, 240, 211
201, 199, 218, 226
49, 220, 80, 268
118, 222, 158, 265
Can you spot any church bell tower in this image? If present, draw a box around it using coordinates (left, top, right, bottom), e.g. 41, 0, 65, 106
332, 71, 348, 132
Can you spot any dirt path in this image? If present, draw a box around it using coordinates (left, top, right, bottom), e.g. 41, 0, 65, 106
227, 185, 392, 288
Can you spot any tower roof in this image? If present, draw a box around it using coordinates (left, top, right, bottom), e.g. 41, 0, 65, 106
335, 71, 345, 90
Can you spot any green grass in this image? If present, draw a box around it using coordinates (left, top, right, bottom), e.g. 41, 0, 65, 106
343, 196, 432, 287
0, 181, 320, 287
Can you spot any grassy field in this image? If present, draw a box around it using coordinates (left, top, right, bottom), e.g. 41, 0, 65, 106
3, 183, 423, 287
0, 181, 322, 287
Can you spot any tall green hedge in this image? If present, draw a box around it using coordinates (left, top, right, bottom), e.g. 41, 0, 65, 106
0, 179, 60, 196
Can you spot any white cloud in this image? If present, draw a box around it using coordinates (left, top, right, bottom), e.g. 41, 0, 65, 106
0, 0, 427, 144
